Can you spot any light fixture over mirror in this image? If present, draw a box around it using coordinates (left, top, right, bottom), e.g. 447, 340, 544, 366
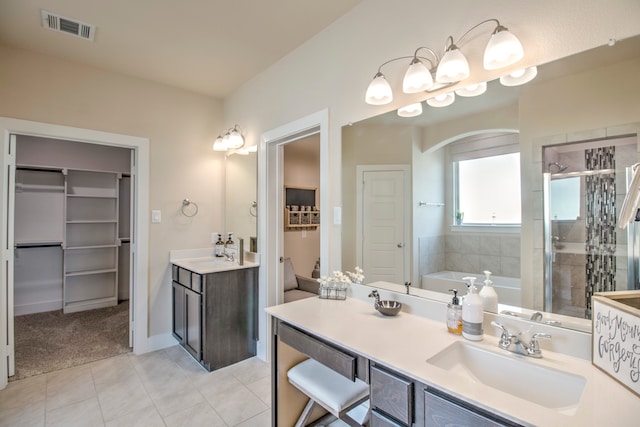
364, 19, 532, 115
213, 124, 245, 152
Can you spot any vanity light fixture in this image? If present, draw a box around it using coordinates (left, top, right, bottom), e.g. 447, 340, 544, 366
364, 18, 528, 109
397, 102, 423, 117
426, 92, 455, 107
500, 66, 538, 86
455, 81, 487, 97
212, 124, 245, 152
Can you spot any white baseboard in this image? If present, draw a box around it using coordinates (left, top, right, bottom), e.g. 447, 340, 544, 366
14, 300, 62, 316
134, 332, 177, 355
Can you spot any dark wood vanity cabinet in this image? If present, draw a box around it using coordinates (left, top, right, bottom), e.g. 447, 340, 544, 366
172, 265, 258, 371
424, 387, 522, 427
369, 362, 523, 427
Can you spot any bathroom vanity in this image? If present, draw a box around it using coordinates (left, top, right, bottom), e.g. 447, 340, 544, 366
266, 296, 639, 426
171, 251, 259, 371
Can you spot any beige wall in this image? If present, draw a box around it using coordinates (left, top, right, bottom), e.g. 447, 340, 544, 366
0, 44, 225, 338
283, 135, 320, 277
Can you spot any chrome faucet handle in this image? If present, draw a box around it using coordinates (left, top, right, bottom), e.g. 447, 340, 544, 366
528, 332, 552, 356
491, 321, 512, 349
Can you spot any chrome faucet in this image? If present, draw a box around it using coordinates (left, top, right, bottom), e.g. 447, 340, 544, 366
491, 321, 552, 358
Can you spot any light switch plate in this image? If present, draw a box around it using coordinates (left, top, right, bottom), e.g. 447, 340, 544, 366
333, 206, 342, 225
151, 210, 161, 224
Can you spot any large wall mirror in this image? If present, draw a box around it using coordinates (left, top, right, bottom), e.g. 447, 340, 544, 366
224, 151, 257, 251
342, 36, 640, 332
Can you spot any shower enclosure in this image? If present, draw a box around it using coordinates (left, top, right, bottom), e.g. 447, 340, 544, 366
543, 136, 639, 319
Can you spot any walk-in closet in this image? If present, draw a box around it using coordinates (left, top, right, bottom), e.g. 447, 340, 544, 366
11, 134, 133, 380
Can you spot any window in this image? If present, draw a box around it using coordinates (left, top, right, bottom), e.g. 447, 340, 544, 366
455, 153, 521, 225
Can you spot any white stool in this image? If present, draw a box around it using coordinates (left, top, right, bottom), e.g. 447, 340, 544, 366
287, 358, 369, 427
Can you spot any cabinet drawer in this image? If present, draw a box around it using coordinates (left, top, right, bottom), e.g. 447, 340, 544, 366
424, 388, 522, 427
278, 321, 356, 381
371, 410, 405, 427
370, 365, 413, 426
172, 265, 203, 292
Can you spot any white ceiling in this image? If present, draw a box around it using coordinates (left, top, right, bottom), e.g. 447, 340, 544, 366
0, 0, 362, 98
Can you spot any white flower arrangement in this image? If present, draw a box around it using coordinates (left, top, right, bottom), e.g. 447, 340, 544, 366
317, 267, 364, 299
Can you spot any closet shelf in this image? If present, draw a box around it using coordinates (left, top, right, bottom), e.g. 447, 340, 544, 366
65, 268, 117, 277
66, 194, 117, 199
65, 244, 118, 250
15, 183, 64, 191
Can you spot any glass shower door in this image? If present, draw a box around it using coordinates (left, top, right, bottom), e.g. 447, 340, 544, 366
544, 164, 638, 319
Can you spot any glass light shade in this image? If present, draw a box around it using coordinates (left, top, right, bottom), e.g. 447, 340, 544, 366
436, 47, 470, 83
402, 59, 434, 93
397, 102, 423, 117
500, 66, 537, 86
455, 81, 487, 97
426, 92, 455, 107
226, 129, 244, 149
213, 136, 226, 151
365, 73, 393, 105
483, 28, 524, 70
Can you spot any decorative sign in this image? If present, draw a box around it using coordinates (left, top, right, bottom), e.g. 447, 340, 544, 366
592, 291, 640, 397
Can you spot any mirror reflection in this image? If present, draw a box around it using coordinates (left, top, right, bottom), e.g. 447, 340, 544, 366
225, 151, 257, 251
342, 36, 640, 332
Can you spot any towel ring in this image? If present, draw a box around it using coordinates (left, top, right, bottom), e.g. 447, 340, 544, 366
181, 198, 199, 217
249, 201, 257, 217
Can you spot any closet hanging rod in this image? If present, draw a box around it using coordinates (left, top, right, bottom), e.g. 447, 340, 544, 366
16, 165, 65, 173
15, 242, 63, 248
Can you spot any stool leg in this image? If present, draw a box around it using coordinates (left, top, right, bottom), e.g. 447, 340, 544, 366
294, 398, 318, 427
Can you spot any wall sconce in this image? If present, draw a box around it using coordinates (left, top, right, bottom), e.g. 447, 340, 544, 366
213, 124, 245, 152
365, 19, 534, 116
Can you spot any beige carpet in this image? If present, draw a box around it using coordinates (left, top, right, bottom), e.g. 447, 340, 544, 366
12, 300, 130, 381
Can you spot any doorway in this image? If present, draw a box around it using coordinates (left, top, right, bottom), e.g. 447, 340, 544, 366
0, 117, 150, 390
10, 135, 133, 380
283, 135, 321, 283
258, 109, 328, 360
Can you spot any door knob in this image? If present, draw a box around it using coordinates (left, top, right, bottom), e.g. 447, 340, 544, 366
397, 243, 404, 248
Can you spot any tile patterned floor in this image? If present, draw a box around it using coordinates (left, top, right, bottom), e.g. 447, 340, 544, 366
0, 346, 272, 427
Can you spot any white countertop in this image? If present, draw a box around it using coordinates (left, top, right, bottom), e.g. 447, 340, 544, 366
170, 248, 259, 274
266, 297, 639, 426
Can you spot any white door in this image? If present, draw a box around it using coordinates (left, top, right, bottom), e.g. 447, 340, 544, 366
128, 151, 136, 347
359, 168, 408, 284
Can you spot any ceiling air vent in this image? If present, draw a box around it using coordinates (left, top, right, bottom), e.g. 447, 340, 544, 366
41, 10, 95, 41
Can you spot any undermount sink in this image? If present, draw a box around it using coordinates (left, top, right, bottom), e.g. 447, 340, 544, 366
427, 341, 586, 413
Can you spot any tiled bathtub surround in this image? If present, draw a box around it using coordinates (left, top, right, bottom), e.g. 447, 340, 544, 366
419, 234, 520, 279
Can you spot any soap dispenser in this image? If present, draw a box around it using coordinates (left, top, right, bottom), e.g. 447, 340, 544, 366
462, 276, 483, 341
214, 233, 225, 257
446, 289, 462, 335
479, 270, 499, 312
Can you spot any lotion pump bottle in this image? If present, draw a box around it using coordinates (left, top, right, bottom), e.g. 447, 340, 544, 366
462, 277, 483, 341
479, 270, 499, 312
214, 233, 225, 257
446, 289, 462, 335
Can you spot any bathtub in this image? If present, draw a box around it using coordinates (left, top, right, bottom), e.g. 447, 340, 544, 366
421, 270, 521, 306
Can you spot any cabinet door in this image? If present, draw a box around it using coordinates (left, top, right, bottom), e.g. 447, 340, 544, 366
184, 287, 202, 360
371, 365, 414, 426
203, 268, 258, 370
172, 282, 185, 343
424, 388, 521, 427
